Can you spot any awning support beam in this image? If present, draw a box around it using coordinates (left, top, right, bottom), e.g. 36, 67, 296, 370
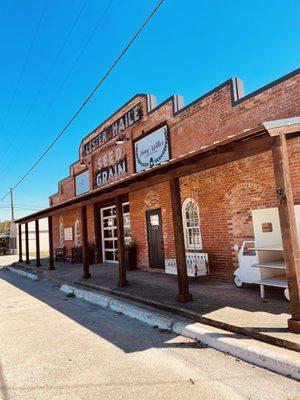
116, 196, 128, 287
272, 132, 300, 333
170, 178, 193, 302
48, 216, 55, 270
81, 205, 91, 279
35, 220, 41, 267
18, 224, 23, 263
25, 223, 30, 264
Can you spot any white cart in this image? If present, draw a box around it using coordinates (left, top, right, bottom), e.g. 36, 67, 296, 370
234, 205, 300, 300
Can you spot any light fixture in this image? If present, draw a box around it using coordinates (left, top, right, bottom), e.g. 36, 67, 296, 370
116, 134, 129, 145
80, 161, 87, 167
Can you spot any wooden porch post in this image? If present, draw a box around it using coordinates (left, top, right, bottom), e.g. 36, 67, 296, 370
93, 203, 102, 264
169, 178, 193, 302
48, 216, 55, 270
115, 196, 128, 287
35, 220, 41, 267
81, 205, 91, 279
18, 224, 23, 262
25, 222, 30, 264
272, 133, 300, 332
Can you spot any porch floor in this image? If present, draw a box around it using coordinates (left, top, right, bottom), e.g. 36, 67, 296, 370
12, 258, 300, 350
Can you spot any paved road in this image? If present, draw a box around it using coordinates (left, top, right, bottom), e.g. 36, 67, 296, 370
0, 270, 299, 400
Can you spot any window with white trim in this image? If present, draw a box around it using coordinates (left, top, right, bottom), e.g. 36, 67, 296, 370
59, 222, 64, 247
182, 198, 202, 250
74, 220, 81, 247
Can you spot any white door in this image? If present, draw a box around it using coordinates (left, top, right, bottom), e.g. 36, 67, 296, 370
100, 203, 131, 263
101, 206, 118, 263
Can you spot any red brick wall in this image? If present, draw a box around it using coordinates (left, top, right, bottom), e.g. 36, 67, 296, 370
52, 204, 95, 252
184, 136, 300, 280
128, 136, 300, 280
129, 182, 175, 269
50, 72, 300, 206
49, 70, 300, 281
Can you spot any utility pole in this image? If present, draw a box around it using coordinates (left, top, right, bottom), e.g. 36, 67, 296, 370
10, 187, 14, 221
9, 188, 16, 255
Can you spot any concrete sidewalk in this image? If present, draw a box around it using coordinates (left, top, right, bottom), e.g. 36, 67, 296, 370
4, 257, 299, 353
3, 258, 300, 380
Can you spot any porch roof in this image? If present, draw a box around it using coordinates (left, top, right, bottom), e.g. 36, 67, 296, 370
15, 120, 300, 224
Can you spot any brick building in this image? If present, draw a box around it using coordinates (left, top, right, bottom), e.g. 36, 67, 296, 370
16, 68, 300, 330
44, 69, 299, 281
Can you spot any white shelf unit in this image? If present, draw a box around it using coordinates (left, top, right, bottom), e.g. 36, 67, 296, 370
251, 247, 289, 300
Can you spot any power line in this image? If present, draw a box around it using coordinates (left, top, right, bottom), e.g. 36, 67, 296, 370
0, 0, 89, 173
0, 0, 113, 182
0, 0, 164, 201
0, 0, 48, 139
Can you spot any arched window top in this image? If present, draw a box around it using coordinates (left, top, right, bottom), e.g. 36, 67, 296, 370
74, 220, 81, 247
182, 198, 202, 250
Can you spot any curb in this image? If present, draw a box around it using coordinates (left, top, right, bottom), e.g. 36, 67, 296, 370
7, 266, 39, 281
75, 280, 299, 353
60, 284, 300, 381
60, 284, 173, 330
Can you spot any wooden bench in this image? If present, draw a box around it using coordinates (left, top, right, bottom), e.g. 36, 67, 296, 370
71, 246, 82, 264
55, 246, 66, 262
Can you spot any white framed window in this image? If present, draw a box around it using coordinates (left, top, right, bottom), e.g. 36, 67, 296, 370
59, 222, 64, 247
182, 198, 202, 250
74, 220, 81, 247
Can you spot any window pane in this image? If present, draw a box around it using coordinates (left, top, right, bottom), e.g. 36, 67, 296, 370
184, 200, 201, 249
105, 251, 114, 261
104, 229, 113, 238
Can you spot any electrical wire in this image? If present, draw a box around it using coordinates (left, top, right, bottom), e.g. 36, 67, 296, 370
0, 0, 48, 140
0, 0, 113, 182
0, 0, 88, 171
0, 0, 164, 201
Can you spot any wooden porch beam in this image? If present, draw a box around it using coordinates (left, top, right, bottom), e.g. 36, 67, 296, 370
48, 216, 55, 270
81, 205, 91, 279
25, 223, 30, 264
169, 178, 193, 302
18, 224, 23, 262
35, 220, 41, 267
93, 203, 102, 264
115, 196, 128, 287
272, 133, 300, 333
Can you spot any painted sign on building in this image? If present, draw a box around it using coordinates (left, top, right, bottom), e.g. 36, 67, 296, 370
75, 170, 90, 196
94, 146, 128, 188
83, 103, 142, 156
134, 125, 169, 172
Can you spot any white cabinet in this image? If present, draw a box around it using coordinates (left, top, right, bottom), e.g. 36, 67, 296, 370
234, 205, 300, 300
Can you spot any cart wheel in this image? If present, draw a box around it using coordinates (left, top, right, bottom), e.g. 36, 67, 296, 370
234, 276, 244, 288
284, 288, 290, 301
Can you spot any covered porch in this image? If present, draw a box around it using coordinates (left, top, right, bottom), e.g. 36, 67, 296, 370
15, 118, 300, 333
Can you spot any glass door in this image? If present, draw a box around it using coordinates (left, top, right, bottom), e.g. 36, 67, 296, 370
101, 206, 118, 262
100, 203, 132, 263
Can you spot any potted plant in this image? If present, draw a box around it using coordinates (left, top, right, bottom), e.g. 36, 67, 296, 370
125, 237, 137, 270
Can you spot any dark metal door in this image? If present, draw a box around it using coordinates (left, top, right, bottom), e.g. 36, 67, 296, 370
146, 208, 165, 269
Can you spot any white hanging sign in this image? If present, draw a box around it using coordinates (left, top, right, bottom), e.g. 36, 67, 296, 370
64, 228, 73, 241
134, 125, 169, 172
75, 170, 90, 196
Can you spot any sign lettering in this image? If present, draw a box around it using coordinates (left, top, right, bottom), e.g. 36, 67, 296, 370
83, 103, 142, 156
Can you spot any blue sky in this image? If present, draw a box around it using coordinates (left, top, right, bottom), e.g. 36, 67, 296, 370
0, 0, 299, 220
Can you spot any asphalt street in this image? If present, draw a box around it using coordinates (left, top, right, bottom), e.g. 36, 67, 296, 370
0, 269, 299, 400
